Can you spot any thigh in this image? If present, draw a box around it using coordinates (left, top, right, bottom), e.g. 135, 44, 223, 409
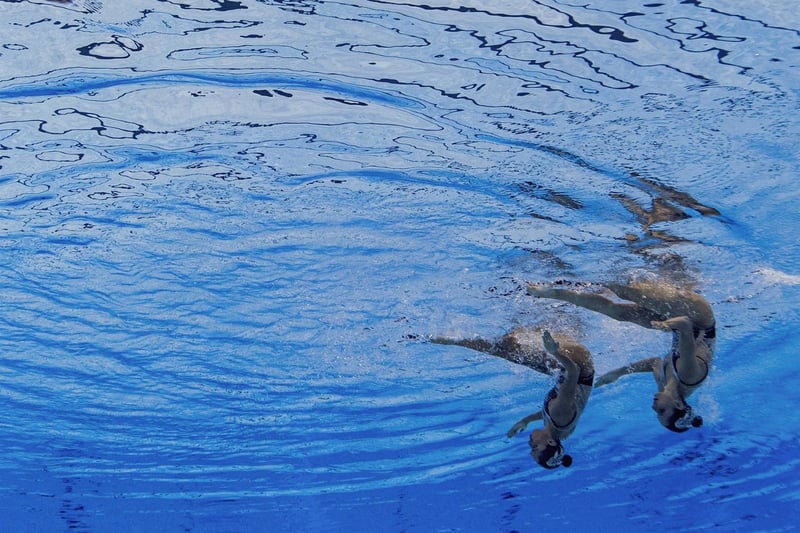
613, 282, 715, 326
607, 282, 689, 320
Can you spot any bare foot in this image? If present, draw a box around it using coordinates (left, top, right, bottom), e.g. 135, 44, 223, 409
542, 330, 559, 355
650, 320, 671, 331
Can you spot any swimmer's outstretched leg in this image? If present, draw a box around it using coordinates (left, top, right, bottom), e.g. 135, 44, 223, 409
429, 336, 494, 354
527, 282, 663, 329
430, 331, 553, 374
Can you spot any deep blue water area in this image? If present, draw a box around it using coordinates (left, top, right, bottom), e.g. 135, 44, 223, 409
1, 0, 799, 531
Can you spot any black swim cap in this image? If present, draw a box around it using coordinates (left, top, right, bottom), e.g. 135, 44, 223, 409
535, 442, 571, 469
666, 406, 703, 433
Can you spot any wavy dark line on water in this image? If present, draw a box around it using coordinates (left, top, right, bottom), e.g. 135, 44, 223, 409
77, 35, 144, 60
9, 146, 211, 189
0, 6, 741, 111
0, 64, 737, 237
0, 68, 423, 110
365, 0, 638, 43
158, 0, 248, 12
0, 0, 102, 15
676, 0, 800, 37
578, 1, 800, 76
0, 191, 58, 209
332, 25, 719, 104
168, 45, 308, 61
354, 0, 797, 92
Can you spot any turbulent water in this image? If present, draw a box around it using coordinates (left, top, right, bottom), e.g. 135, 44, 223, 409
1, 0, 799, 531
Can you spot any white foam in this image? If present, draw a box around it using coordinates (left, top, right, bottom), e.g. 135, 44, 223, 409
755, 267, 800, 285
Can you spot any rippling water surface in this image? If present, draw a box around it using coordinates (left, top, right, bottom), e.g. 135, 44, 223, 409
1, 0, 799, 531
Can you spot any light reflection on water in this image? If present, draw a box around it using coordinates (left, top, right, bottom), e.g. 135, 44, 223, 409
0, 0, 798, 530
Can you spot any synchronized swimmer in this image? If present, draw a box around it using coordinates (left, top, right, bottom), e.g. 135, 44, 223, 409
431, 328, 593, 469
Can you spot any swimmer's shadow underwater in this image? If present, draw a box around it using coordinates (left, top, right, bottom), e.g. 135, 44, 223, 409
512, 170, 725, 273
430, 279, 716, 469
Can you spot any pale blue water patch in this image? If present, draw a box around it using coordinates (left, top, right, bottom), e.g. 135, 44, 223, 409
1, 0, 799, 531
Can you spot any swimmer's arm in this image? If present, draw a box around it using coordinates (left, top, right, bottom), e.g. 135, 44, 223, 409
507, 411, 543, 438
595, 357, 662, 387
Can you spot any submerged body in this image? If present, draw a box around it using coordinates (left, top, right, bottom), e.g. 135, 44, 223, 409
431, 328, 594, 468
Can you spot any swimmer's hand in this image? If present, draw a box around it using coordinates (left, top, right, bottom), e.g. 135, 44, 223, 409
507, 411, 543, 437
507, 421, 528, 438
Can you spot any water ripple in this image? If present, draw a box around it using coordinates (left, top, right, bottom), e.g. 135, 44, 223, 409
1, 0, 799, 529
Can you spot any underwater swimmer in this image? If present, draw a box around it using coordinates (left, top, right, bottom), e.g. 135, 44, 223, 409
527, 280, 715, 433
431, 328, 594, 469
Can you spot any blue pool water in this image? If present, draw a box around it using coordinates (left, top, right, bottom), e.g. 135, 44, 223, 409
1, 0, 799, 531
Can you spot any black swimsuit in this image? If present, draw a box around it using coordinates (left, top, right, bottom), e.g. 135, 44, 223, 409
693, 324, 716, 341
671, 350, 708, 387
666, 323, 715, 390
